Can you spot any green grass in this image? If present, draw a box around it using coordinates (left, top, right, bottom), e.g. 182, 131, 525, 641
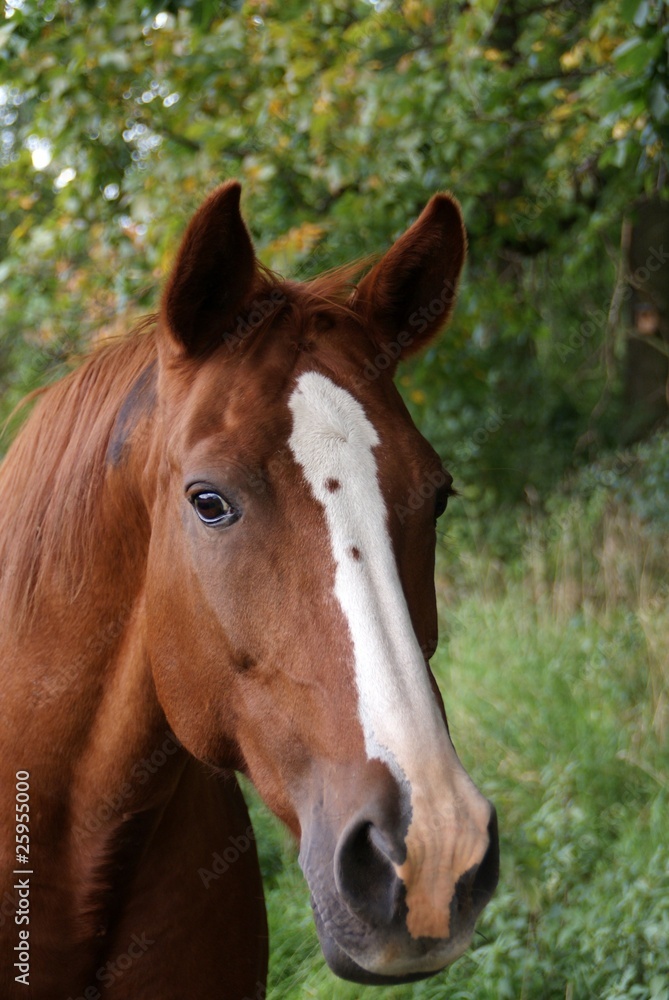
245, 540, 669, 999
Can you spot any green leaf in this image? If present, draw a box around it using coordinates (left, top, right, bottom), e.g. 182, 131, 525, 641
650, 81, 669, 124
613, 34, 664, 74
620, 0, 647, 26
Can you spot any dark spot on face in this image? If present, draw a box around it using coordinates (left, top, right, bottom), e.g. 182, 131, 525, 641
235, 654, 256, 674
350, 547, 361, 561
106, 360, 158, 466
326, 478, 341, 493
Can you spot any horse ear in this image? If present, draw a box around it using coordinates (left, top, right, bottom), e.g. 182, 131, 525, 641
160, 181, 257, 355
352, 193, 466, 364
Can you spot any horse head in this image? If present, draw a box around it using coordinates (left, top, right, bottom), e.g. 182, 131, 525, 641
145, 181, 498, 983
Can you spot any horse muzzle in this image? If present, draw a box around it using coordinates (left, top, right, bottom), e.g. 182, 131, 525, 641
297, 759, 499, 984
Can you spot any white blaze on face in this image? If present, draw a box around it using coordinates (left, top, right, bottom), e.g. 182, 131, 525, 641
288, 371, 490, 941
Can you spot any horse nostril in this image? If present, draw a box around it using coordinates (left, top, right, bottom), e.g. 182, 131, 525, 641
454, 805, 500, 919
334, 819, 402, 926
474, 806, 500, 906
333, 804, 500, 938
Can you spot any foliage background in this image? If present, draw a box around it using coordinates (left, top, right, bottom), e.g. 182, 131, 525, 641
1, 1, 668, 997
2, 0, 668, 503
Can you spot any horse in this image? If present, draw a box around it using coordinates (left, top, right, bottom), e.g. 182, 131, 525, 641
0, 181, 499, 999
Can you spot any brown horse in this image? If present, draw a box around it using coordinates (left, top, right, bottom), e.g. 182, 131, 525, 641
0, 182, 498, 999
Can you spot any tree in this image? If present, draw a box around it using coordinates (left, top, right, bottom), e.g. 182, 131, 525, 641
1, 0, 667, 512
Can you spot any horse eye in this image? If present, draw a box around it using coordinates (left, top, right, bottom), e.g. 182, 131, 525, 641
189, 491, 237, 526
435, 486, 453, 521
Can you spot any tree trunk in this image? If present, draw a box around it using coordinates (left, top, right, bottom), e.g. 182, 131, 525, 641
623, 195, 669, 441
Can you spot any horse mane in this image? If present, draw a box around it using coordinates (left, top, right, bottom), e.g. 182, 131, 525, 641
300, 256, 375, 313
0, 259, 373, 631
0, 322, 158, 630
